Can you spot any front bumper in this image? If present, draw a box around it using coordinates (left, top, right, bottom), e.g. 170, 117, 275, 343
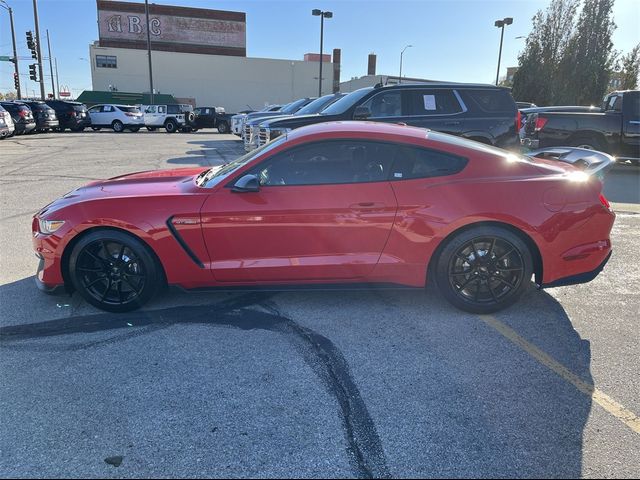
35, 253, 67, 295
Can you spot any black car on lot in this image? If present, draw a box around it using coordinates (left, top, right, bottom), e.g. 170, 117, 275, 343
192, 107, 233, 133
22, 101, 59, 132
259, 83, 520, 150
0, 101, 36, 135
45, 100, 91, 132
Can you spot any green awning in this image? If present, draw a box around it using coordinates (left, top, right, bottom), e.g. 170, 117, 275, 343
75, 90, 178, 107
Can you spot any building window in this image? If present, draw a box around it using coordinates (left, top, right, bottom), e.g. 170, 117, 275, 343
96, 55, 117, 68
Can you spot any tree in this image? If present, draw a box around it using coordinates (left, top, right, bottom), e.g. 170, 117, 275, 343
512, 0, 579, 105
617, 44, 640, 90
559, 0, 617, 104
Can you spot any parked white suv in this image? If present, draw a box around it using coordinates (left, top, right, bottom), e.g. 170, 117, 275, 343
87, 104, 144, 132
144, 104, 196, 133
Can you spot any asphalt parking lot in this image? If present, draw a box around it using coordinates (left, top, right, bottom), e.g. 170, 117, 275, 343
1, 130, 639, 478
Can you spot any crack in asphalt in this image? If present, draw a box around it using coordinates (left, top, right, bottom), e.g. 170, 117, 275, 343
0, 293, 391, 479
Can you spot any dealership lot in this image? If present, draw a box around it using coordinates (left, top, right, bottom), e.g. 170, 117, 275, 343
1, 131, 639, 477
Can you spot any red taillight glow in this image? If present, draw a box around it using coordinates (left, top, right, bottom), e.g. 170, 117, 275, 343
516, 110, 522, 131
18, 109, 27, 118
69, 111, 76, 117
599, 193, 610, 209
534, 117, 548, 131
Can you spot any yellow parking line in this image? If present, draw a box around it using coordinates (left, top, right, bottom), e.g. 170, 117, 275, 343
479, 314, 640, 435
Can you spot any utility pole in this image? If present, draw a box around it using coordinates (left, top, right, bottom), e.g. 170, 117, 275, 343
312, 9, 332, 97
399, 45, 413, 84
494, 17, 513, 86
54, 57, 59, 98
0, 1, 21, 99
32, 0, 45, 99
144, 0, 154, 104
46, 29, 55, 99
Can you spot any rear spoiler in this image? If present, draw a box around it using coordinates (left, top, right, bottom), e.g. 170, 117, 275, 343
527, 147, 615, 180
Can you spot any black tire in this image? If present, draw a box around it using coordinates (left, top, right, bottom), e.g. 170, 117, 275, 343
146, 126, 157, 132
112, 120, 125, 133
68, 230, 161, 313
91, 126, 101, 131
217, 121, 229, 134
165, 119, 178, 133
433, 226, 533, 314
568, 135, 607, 152
128, 126, 141, 133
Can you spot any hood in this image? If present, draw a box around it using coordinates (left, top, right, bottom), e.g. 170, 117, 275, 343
38, 167, 207, 216
244, 111, 286, 122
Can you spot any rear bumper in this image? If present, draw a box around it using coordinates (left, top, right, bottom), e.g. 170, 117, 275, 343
542, 250, 612, 288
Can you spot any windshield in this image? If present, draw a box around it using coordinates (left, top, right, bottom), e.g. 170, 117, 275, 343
280, 98, 309, 114
295, 95, 340, 116
320, 88, 373, 115
196, 136, 287, 188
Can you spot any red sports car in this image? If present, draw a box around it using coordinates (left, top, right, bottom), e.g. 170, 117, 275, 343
32, 122, 615, 313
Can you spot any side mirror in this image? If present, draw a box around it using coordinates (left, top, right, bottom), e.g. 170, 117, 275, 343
353, 105, 372, 120
232, 174, 260, 193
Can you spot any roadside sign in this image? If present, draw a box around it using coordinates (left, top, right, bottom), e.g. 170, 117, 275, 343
59, 91, 70, 97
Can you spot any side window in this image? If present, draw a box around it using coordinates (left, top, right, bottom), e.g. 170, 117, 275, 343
102, 105, 113, 113
464, 89, 514, 113
406, 90, 463, 116
157, 106, 166, 114
624, 93, 639, 120
254, 141, 396, 186
88, 106, 100, 113
390, 146, 468, 180
204, 108, 210, 115
167, 105, 180, 114
145, 106, 156, 113
194, 108, 201, 115
360, 91, 402, 118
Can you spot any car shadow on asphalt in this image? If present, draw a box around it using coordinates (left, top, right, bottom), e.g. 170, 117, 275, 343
0, 276, 592, 477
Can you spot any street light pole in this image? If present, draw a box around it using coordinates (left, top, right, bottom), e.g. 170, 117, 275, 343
399, 44, 412, 84
312, 9, 332, 97
1, 1, 21, 99
144, 0, 154, 104
494, 17, 513, 86
46, 29, 55, 99
32, 0, 45, 100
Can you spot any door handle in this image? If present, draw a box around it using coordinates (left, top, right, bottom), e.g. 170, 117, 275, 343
350, 202, 385, 210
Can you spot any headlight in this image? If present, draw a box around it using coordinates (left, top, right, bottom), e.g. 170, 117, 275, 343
271, 128, 291, 139
38, 219, 65, 234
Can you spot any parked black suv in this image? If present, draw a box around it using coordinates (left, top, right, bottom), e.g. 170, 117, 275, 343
22, 101, 59, 132
192, 106, 233, 133
45, 100, 91, 132
260, 84, 520, 150
0, 101, 36, 135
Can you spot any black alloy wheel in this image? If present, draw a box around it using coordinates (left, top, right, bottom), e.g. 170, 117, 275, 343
69, 231, 161, 312
434, 226, 533, 313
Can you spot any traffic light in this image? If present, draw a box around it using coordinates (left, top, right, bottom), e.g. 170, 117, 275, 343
14, 72, 20, 90
26, 31, 34, 49
26, 30, 38, 61
29, 64, 38, 81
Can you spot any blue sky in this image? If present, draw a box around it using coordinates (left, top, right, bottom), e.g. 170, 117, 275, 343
1, 0, 639, 97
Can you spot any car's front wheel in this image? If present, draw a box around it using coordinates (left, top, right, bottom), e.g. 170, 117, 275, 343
165, 120, 178, 133
68, 230, 162, 312
433, 226, 533, 314
217, 121, 229, 134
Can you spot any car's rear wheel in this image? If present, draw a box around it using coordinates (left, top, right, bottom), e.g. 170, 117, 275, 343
165, 120, 177, 133
569, 135, 606, 152
434, 226, 533, 314
112, 120, 124, 133
217, 121, 229, 134
69, 230, 161, 312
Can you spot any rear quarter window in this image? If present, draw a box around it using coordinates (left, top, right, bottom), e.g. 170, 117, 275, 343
390, 146, 468, 180
464, 89, 515, 113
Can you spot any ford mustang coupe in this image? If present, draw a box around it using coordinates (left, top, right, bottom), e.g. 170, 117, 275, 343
32, 122, 615, 313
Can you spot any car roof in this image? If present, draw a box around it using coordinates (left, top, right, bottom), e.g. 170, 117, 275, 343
372, 82, 510, 91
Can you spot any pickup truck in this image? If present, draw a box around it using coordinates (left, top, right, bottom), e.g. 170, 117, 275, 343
522, 90, 640, 163
192, 106, 233, 133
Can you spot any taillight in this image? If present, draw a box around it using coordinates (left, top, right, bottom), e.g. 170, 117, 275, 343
18, 109, 27, 118
516, 110, 522, 131
534, 117, 548, 131
69, 111, 76, 117
599, 193, 610, 209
